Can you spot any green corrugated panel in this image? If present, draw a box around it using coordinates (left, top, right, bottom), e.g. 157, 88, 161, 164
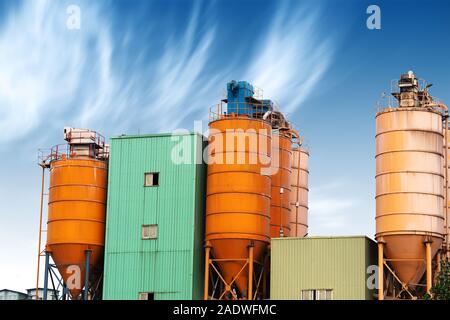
270, 236, 377, 300
102, 133, 206, 300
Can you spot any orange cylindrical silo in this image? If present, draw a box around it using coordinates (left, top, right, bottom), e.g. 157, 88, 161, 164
444, 127, 450, 257
47, 156, 107, 299
270, 131, 292, 238
206, 117, 271, 299
290, 147, 309, 237
376, 107, 445, 289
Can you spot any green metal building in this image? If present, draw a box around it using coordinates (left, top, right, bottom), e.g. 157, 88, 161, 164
270, 236, 377, 300
102, 132, 206, 300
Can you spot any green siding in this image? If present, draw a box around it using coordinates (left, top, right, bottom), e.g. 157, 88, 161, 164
270, 236, 377, 300
103, 133, 206, 300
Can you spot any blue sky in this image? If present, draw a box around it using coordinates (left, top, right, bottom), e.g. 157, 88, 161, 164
0, 0, 449, 292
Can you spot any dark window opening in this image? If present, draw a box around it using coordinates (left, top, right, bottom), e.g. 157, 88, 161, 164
144, 172, 159, 187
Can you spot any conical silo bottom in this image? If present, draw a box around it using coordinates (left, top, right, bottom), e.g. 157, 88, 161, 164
48, 244, 103, 299
210, 239, 266, 298
383, 235, 442, 287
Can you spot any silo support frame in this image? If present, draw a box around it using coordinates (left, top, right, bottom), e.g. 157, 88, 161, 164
378, 236, 438, 299
382, 261, 415, 299
41, 249, 102, 300
42, 252, 68, 300
203, 242, 267, 300
83, 250, 91, 300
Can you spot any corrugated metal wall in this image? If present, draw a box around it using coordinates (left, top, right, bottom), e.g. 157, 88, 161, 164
270, 236, 377, 300
102, 133, 206, 300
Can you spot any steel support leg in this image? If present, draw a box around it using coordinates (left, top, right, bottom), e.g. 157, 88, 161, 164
378, 242, 384, 300
83, 250, 91, 301
425, 242, 432, 294
248, 245, 254, 300
204, 246, 211, 300
43, 252, 50, 301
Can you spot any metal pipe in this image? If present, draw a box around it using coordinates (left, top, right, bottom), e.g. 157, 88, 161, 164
262, 254, 267, 298
437, 251, 442, 274
248, 245, 254, 300
294, 142, 302, 236
425, 241, 432, 293
424, 102, 448, 113
62, 285, 66, 301
43, 252, 50, 301
279, 187, 284, 237
36, 166, 46, 299
83, 250, 91, 300
262, 111, 272, 120
378, 242, 384, 300
204, 246, 210, 300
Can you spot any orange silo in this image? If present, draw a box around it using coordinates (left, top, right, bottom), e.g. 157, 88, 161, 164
444, 127, 450, 258
204, 82, 272, 300
270, 130, 292, 238
376, 71, 447, 299
290, 145, 309, 237
37, 128, 109, 300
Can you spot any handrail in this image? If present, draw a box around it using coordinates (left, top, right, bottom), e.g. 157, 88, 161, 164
208, 101, 274, 122
38, 143, 109, 166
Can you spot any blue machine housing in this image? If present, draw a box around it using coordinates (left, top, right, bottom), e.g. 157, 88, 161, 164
224, 80, 272, 117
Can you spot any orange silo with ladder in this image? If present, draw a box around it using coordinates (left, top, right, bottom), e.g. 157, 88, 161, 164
36, 128, 109, 300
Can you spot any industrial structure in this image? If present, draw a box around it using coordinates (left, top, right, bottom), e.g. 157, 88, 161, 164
290, 145, 309, 237
0, 289, 30, 300
102, 133, 205, 300
270, 236, 377, 300
26, 288, 59, 300
203, 81, 308, 300
376, 71, 449, 299
36, 128, 109, 300
29, 73, 450, 301
34, 81, 314, 301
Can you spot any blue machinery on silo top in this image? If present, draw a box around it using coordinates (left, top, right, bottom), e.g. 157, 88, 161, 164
223, 80, 273, 117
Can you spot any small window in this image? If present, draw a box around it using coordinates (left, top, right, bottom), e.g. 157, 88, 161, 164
301, 290, 314, 300
139, 292, 154, 300
142, 224, 158, 240
316, 289, 333, 300
144, 172, 159, 187
301, 289, 333, 300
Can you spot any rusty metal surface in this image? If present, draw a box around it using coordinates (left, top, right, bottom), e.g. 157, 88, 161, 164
375, 107, 445, 286
270, 133, 292, 238
290, 147, 309, 237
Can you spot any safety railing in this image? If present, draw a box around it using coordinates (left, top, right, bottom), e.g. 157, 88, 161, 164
375, 93, 446, 115
375, 94, 399, 113
65, 129, 106, 149
37, 143, 109, 167
37, 144, 68, 167
209, 102, 274, 122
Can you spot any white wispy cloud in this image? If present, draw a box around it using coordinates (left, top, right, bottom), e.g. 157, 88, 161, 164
309, 181, 359, 233
0, 0, 118, 144
245, 2, 334, 114
0, 0, 335, 146
143, 5, 216, 131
